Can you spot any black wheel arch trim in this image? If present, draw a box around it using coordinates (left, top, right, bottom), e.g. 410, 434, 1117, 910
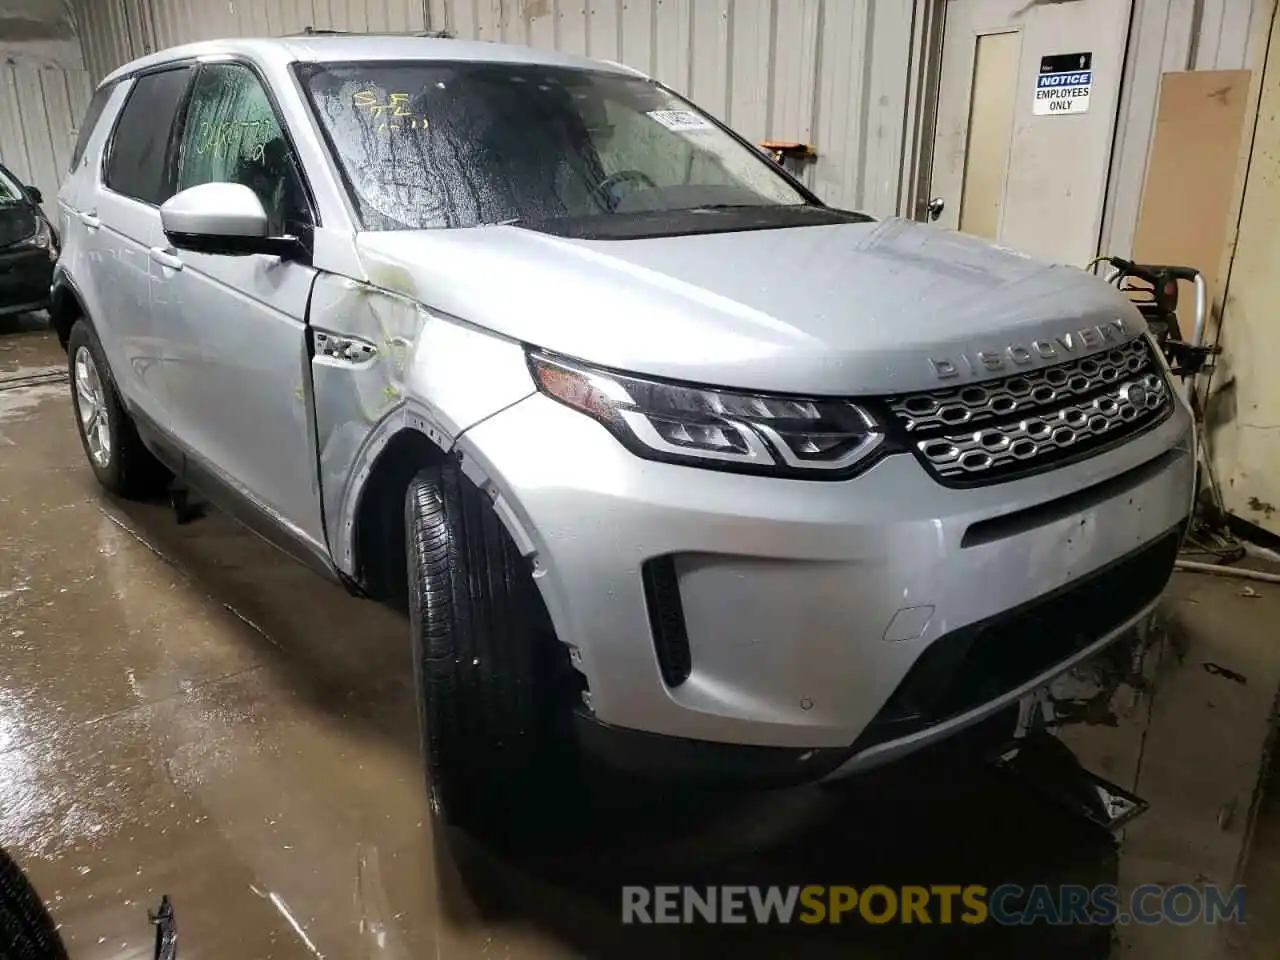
49, 269, 89, 348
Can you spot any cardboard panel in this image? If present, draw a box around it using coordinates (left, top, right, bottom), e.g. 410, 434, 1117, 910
1133, 69, 1252, 330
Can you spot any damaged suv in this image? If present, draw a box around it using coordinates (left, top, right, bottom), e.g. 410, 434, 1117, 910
53, 36, 1193, 828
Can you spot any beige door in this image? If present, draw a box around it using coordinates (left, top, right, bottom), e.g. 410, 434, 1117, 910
928, 0, 1131, 266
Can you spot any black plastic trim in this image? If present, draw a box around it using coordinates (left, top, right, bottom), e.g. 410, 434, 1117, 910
641, 556, 692, 687
574, 711, 846, 784
163, 231, 309, 262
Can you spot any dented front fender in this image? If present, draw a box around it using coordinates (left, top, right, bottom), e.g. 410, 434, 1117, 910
308, 272, 535, 575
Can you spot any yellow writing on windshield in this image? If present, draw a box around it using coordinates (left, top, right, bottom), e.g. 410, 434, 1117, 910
354, 90, 428, 132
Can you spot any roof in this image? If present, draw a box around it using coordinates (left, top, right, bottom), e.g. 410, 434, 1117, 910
100, 34, 645, 87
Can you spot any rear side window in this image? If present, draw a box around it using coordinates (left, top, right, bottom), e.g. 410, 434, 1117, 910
69, 81, 117, 173
104, 67, 192, 205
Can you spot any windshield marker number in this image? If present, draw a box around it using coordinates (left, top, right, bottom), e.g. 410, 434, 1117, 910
354, 90, 429, 133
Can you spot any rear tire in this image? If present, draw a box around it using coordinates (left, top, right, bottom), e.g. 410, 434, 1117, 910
66, 319, 168, 499
0, 846, 68, 960
405, 463, 576, 839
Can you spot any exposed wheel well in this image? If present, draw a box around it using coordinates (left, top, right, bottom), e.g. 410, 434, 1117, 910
48, 282, 84, 349
353, 429, 451, 609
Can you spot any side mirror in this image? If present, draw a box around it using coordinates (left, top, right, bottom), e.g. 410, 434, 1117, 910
26, 185, 43, 204
160, 182, 302, 259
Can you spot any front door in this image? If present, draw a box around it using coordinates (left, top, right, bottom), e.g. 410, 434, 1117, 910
152, 61, 326, 554
927, 0, 1131, 266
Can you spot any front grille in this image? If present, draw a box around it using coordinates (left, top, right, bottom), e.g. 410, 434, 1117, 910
886, 337, 1173, 486
851, 527, 1182, 753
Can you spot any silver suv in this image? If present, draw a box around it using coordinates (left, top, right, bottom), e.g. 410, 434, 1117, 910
53, 35, 1193, 830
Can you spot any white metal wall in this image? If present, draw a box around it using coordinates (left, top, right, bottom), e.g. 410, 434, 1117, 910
72, 0, 433, 81
0, 40, 92, 218
147, 0, 431, 51
72, 0, 150, 93
1101, 0, 1273, 258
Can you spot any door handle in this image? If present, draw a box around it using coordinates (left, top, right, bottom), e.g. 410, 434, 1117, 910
79, 210, 100, 230
149, 246, 184, 271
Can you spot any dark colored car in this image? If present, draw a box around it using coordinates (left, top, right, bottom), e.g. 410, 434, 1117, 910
0, 162, 58, 317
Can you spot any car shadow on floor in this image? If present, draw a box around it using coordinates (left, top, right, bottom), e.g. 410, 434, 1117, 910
442, 725, 1120, 959
0, 310, 50, 333
108, 494, 1126, 959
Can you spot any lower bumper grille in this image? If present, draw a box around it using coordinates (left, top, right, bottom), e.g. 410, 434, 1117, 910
851, 527, 1182, 753
642, 557, 692, 687
886, 337, 1173, 486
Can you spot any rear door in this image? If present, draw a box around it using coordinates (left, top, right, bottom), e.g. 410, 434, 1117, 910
57, 80, 125, 318
92, 66, 194, 430
153, 60, 325, 553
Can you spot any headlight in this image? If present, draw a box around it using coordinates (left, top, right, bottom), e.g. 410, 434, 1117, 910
528, 350, 884, 478
28, 219, 57, 260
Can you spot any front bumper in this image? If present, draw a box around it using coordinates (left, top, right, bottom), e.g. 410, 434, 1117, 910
456, 388, 1194, 771
0, 246, 54, 316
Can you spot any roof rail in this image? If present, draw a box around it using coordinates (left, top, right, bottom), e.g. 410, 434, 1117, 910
283, 26, 456, 39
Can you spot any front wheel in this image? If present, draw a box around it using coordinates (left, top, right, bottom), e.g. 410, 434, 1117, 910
405, 463, 577, 839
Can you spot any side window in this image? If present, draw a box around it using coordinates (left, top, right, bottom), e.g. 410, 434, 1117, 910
176, 63, 312, 236
104, 68, 191, 205
70, 81, 117, 172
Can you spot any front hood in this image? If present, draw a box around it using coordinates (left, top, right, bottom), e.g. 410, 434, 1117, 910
353, 217, 1146, 395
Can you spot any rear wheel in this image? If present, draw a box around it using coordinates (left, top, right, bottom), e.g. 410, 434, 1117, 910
0, 846, 68, 960
405, 463, 577, 839
66, 319, 168, 498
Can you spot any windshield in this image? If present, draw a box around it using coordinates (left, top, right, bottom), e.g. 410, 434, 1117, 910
299, 61, 810, 231
0, 167, 25, 205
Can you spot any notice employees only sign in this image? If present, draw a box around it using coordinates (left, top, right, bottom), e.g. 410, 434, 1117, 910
1034, 51, 1093, 115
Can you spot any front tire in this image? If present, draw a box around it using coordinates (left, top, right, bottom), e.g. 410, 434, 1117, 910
66, 319, 167, 499
405, 464, 575, 838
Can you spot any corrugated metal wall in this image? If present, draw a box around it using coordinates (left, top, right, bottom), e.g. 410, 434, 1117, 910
1101, 0, 1273, 258
72, 0, 433, 80
0, 42, 92, 218
71, 0, 149, 93
147, 0, 431, 52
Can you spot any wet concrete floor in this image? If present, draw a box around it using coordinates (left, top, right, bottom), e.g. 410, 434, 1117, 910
3, 315, 1280, 958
